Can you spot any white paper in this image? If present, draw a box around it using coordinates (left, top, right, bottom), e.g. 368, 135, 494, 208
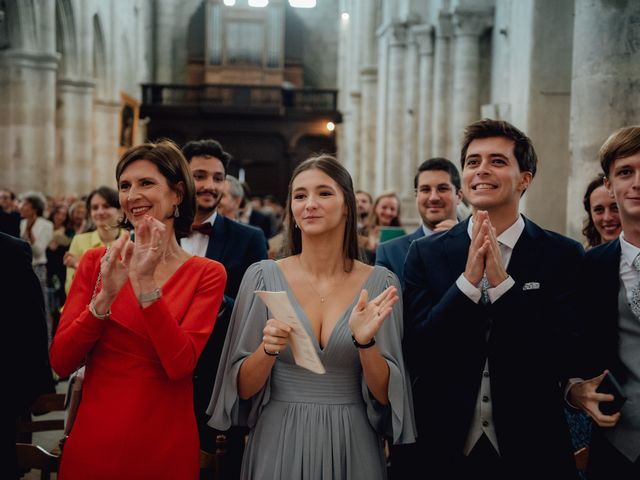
255, 291, 326, 375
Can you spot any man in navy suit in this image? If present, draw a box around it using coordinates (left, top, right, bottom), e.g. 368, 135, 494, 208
404, 119, 582, 478
181, 139, 267, 465
376, 157, 461, 288
568, 126, 640, 479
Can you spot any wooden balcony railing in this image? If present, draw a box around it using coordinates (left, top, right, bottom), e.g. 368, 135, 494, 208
141, 84, 338, 113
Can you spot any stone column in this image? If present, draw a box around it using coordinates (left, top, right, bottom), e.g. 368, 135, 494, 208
400, 28, 419, 217
430, 13, 452, 159
357, 0, 378, 193
566, 0, 640, 239
153, 0, 176, 83
93, 99, 121, 188
56, 79, 96, 196
359, 66, 378, 193
450, 9, 492, 161
0, 0, 58, 194
383, 21, 407, 194
413, 25, 434, 166
0, 51, 58, 194
374, 22, 390, 195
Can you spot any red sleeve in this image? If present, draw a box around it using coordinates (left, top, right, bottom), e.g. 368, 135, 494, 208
50, 247, 107, 377
142, 261, 226, 380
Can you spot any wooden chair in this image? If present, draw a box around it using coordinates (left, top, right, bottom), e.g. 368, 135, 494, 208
16, 443, 59, 480
17, 393, 66, 433
574, 446, 589, 472
200, 433, 228, 479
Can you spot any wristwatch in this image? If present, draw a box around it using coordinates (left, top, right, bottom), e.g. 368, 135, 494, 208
138, 288, 162, 305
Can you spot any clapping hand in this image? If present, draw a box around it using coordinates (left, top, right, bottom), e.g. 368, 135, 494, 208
129, 215, 166, 282
349, 286, 398, 345
99, 234, 134, 299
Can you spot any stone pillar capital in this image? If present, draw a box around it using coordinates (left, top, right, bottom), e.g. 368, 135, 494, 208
412, 24, 434, 56
452, 9, 493, 37
435, 12, 453, 38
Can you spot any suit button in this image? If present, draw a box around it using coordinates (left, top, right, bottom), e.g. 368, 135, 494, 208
483, 371, 489, 378
482, 420, 489, 427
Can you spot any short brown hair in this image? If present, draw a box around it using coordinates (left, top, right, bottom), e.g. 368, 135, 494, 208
115, 140, 196, 238
283, 155, 360, 271
460, 119, 537, 178
599, 126, 640, 177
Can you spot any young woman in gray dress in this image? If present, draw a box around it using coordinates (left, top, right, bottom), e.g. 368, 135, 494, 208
207, 155, 416, 479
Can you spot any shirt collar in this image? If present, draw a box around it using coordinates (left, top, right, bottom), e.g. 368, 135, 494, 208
619, 231, 640, 266
422, 224, 434, 237
203, 211, 217, 226
467, 214, 525, 250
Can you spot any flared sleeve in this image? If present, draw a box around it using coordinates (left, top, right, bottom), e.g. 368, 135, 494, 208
362, 267, 417, 445
206, 261, 269, 430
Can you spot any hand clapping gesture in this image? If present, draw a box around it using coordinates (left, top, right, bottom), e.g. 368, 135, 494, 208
463, 210, 508, 288
128, 215, 166, 284
349, 286, 399, 345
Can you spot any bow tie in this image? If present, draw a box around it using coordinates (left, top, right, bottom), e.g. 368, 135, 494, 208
192, 222, 214, 236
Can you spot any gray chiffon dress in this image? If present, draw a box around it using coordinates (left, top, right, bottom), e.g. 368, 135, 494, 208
207, 260, 416, 480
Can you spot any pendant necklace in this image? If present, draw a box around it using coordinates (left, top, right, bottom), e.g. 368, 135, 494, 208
297, 255, 345, 303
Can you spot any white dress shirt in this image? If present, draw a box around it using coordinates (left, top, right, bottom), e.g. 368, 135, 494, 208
619, 231, 640, 305
180, 212, 216, 257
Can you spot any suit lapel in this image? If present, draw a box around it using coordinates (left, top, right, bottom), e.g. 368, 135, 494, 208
444, 220, 471, 280
505, 217, 542, 281
205, 214, 227, 262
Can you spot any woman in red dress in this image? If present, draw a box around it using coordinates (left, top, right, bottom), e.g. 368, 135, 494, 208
50, 141, 226, 479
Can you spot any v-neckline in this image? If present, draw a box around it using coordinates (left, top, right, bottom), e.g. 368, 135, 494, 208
271, 261, 377, 352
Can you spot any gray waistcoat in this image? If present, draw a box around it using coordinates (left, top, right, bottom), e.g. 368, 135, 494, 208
604, 285, 640, 461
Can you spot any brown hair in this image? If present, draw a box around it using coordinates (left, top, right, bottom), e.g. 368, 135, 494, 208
581, 174, 606, 248
283, 155, 360, 271
460, 119, 537, 179
599, 126, 640, 177
115, 140, 196, 239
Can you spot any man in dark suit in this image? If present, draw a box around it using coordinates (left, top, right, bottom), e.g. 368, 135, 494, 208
568, 126, 640, 479
376, 157, 461, 288
181, 139, 267, 465
2, 232, 55, 476
404, 119, 582, 478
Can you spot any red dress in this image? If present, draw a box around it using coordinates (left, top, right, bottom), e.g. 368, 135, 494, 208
50, 247, 226, 480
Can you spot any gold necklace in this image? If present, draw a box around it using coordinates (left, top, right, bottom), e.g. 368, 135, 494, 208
297, 256, 346, 303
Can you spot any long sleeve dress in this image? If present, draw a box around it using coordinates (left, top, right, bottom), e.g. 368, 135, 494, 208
50, 246, 226, 480
207, 260, 416, 480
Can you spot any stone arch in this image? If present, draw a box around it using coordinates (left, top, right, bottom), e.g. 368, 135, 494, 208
55, 0, 78, 78
93, 13, 107, 98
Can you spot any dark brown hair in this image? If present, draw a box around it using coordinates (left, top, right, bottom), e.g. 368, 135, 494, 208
115, 140, 196, 239
283, 155, 360, 271
599, 126, 640, 177
581, 174, 606, 248
86, 186, 120, 211
460, 119, 537, 178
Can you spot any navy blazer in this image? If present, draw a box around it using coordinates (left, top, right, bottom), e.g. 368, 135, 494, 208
375, 227, 424, 289
403, 217, 582, 477
577, 239, 624, 381
194, 214, 267, 447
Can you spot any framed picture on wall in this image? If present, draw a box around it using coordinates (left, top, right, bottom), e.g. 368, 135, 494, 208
119, 92, 139, 157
